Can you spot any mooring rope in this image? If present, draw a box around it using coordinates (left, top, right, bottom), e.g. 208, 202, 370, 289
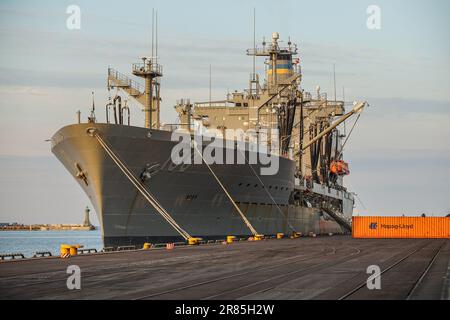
90, 129, 192, 240
237, 147, 297, 233
193, 142, 259, 236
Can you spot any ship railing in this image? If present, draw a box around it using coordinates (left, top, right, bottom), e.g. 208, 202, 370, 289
246, 46, 298, 56
108, 68, 143, 94
161, 123, 196, 132
246, 47, 269, 56
303, 92, 329, 102
194, 100, 235, 108
243, 88, 261, 100
324, 100, 345, 107
132, 62, 163, 75
303, 92, 312, 101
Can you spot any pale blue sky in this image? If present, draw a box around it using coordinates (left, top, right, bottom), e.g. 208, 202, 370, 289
0, 0, 449, 224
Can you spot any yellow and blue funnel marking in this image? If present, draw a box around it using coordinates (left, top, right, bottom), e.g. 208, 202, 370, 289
267, 62, 293, 75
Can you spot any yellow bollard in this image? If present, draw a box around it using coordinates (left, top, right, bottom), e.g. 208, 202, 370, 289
143, 243, 152, 250
292, 232, 301, 238
188, 237, 202, 245
254, 234, 264, 241
226, 236, 236, 244
60, 244, 71, 256
69, 246, 78, 256
276, 233, 284, 239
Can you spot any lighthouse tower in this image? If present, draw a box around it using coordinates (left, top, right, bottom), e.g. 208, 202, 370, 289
83, 206, 92, 227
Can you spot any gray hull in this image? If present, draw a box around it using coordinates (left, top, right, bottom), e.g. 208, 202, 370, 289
51, 123, 343, 247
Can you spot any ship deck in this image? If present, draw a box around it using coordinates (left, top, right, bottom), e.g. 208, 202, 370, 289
0, 236, 449, 300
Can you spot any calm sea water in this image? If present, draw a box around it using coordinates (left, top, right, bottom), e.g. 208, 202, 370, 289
0, 230, 103, 258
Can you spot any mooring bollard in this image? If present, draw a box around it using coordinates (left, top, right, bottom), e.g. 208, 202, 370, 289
188, 237, 202, 245
69, 246, 78, 256
143, 243, 152, 250
60, 244, 71, 258
291, 232, 302, 238
254, 234, 264, 241
226, 235, 236, 244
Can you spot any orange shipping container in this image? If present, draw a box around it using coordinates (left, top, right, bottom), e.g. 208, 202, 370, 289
352, 216, 450, 239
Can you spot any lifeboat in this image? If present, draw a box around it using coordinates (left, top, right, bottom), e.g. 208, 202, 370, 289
330, 160, 350, 176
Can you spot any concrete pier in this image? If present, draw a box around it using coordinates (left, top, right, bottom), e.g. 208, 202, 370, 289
0, 236, 449, 300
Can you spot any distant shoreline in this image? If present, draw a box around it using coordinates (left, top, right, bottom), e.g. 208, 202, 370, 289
0, 225, 97, 231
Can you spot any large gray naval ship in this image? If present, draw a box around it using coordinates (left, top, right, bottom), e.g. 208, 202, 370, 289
51, 31, 365, 247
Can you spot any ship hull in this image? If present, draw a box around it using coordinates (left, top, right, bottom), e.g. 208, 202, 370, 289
51, 123, 344, 247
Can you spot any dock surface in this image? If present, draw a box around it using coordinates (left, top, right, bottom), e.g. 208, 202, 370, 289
0, 236, 449, 300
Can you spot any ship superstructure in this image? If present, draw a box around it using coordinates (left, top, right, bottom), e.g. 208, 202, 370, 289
51, 31, 364, 247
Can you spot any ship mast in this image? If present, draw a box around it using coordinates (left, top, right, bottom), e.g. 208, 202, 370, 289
246, 32, 300, 155
248, 8, 259, 99
132, 9, 163, 129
